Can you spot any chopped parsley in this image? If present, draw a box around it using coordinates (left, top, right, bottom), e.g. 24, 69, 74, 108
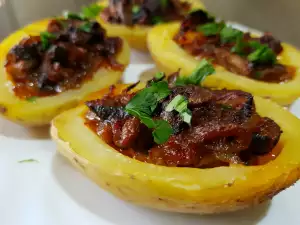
248, 41, 276, 65
63, 3, 103, 21
40, 32, 56, 50
176, 59, 215, 86
132, 5, 140, 14
154, 72, 165, 80
221, 104, 232, 110
63, 11, 85, 20
78, 22, 93, 32
18, 159, 39, 163
125, 81, 172, 144
196, 22, 225, 36
166, 95, 192, 125
220, 26, 243, 44
125, 61, 216, 144
81, 3, 103, 19
152, 120, 173, 144
152, 16, 164, 25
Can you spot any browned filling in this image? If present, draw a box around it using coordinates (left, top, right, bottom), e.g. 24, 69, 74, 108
5, 19, 124, 99
84, 75, 282, 168
100, 0, 191, 26
174, 10, 295, 83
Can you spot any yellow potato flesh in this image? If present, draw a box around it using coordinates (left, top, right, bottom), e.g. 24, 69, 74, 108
0, 19, 130, 126
148, 23, 300, 105
97, 0, 205, 51
51, 84, 300, 214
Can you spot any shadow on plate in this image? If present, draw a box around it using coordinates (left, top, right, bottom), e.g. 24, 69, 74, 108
0, 117, 50, 140
52, 154, 270, 225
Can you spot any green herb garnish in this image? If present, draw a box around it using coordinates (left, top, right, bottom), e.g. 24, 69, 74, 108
63, 11, 85, 20
125, 81, 172, 144
40, 32, 56, 50
166, 95, 192, 124
132, 5, 140, 14
220, 26, 243, 44
26, 96, 37, 103
230, 36, 247, 55
18, 159, 39, 163
81, 3, 103, 19
155, 72, 165, 80
247, 41, 276, 65
175, 59, 215, 86
221, 104, 232, 110
152, 120, 173, 144
188, 59, 215, 85
196, 22, 225, 36
79, 22, 93, 32
152, 16, 164, 25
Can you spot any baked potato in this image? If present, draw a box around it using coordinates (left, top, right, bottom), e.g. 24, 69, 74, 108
148, 21, 300, 105
97, 0, 205, 51
51, 80, 300, 214
0, 18, 130, 126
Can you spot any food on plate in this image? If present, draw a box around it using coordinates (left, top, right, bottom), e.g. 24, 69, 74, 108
148, 9, 300, 105
97, 0, 205, 51
0, 8, 130, 126
51, 61, 300, 214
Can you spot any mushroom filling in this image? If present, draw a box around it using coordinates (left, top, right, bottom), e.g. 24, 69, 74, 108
174, 10, 295, 83
84, 71, 282, 168
100, 0, 191, 26
5, 18, 124, 99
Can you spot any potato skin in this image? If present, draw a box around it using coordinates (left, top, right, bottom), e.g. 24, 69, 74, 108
148, 23, 300, 105
0, 19, 130, 126
97, 0, 205, 51
51, 84, 300, 214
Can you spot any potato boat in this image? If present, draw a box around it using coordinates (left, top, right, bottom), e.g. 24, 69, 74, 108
0, 17, 130, 126
97, 0, 205, 51
148, 10, 300, 105
51, 66, 300, 214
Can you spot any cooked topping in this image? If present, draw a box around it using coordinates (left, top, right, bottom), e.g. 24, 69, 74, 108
174, 10, 295, 83
85, 62, 282, 168
6, 6, 123, 99
100, 0, 191, 26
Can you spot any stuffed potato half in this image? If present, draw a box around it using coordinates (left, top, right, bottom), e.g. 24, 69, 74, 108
51, 84, 300, 214
148, 23, 300, 105
97, 0, 205, 51
0, 19, 130, 126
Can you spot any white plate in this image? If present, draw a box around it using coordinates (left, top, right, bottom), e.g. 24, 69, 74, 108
1, 57, 300, 225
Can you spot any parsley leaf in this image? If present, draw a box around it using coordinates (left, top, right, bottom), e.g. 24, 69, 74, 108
175, 59, 215, 86
79, 22, 93, 33
196, 22, 225, 36
220, 26, 243, 44
125, 81, 172, 144
26, 96, 37, 103
81, 3, 103, 19
40, 32, 56, 50
221, 104, 232, 110
132, 5, 140, 14
152, 16, 164, 25
231, 36, 247, 55
154, 72, 165, 80
18, 159, 39, 163
152, 120, 173, 144
247, 41, 276, 64
63, 11, 85, 20
187, 59, 216, 85
166, 95, 192, 124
